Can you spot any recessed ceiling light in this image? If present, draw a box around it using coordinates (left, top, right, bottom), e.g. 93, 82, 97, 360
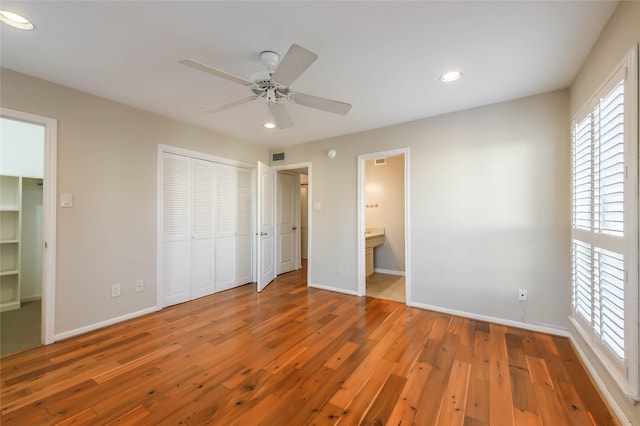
0, 10, 34, 30
263, 122, 276, 129
440, 71, 463, 83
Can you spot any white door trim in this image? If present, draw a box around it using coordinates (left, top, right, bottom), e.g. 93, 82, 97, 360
1, 108, 57, 345
357, 148, 411, 304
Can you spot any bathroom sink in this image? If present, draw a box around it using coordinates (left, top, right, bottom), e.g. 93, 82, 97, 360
365, 228, 385, 248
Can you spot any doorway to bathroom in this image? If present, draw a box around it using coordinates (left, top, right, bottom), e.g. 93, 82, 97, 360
357, 148, 410, 304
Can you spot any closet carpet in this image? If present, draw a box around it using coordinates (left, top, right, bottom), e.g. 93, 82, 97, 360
1, 300, 41, 356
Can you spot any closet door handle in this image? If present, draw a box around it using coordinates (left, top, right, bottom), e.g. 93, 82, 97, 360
293, 227, 297, 230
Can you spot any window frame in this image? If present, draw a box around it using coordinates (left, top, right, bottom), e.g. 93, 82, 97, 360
570, 46, 639, 399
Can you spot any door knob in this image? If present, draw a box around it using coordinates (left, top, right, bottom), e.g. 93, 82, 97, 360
293, 227, 297, 230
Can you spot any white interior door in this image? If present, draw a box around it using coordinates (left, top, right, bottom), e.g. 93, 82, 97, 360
278, 173, 298, 274
257, 161, 276, 292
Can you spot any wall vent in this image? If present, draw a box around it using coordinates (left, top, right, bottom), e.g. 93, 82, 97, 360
272, 152, 285, 162
374, 158, 386, 166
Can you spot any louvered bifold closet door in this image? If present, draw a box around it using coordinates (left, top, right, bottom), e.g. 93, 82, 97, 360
191, 159, 216, 299
235, 168, 253, 284
161, 153, 192, 307
215, 164, 236, 291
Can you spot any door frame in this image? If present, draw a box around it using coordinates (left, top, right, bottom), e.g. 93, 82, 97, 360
273, 162, 312, 287
357, 148, 411, 304
1, 108, 57, 345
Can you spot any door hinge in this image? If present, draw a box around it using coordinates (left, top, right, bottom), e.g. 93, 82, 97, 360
45, 241, 48, 249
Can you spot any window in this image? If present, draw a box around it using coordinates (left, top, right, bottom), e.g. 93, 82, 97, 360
571, 47, 638, 397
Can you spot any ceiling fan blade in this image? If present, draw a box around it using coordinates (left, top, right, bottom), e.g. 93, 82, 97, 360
271, 103, 294, 129
179, 59, 253, 87
201, 96, 257, 113
271, 44, 318, 87
292, 93, 352, 115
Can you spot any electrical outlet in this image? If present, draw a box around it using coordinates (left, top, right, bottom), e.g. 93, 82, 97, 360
518, 288, 528, 302
135, 280, 144, 292
111, 284, 121, 298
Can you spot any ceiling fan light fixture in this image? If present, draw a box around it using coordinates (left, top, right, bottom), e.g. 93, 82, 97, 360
260, 51, 280, 72
263, 122, 276, 129
0, 10, 34, 30
440, 70, 463, 83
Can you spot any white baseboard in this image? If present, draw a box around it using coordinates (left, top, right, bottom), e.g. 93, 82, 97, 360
308, 282, 359, 296
409, 301, 570, 337
54, 306, 160, 342
373, 268, 405, 276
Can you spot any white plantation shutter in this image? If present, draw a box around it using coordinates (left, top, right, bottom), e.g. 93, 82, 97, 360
570, 49, 638, 396
596, 248, 625, 359
572, 115, 592, 231
571, 77, 626, 362
593, 80, 625, 237
571, 240, 592, 324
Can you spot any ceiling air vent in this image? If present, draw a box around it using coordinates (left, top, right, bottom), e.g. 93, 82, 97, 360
374, 158, 386, 166
272, 152, 285, 162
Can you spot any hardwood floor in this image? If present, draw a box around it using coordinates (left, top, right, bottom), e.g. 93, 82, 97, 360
1, 265, 618, 425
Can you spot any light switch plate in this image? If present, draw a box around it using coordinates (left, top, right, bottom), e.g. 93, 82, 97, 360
313, 202, 321, 211
60, 193, 73, 208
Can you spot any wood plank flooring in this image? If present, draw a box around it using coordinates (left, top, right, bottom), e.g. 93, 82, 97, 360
1, 265, 618, 425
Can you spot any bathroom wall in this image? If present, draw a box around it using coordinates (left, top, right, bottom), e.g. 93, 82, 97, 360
365, 155, 405, 273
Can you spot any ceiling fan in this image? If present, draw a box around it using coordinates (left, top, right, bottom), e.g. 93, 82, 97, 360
179, 44, 351, 129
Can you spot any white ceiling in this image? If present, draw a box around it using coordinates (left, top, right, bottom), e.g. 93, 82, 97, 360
0, 1, 617, 147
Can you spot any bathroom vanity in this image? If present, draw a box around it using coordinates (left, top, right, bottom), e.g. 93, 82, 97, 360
365, 228, 385, 277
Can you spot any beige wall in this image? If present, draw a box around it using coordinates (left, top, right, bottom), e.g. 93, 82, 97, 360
365, 156, 405, 272
0, 69, 268, 335
569, 2, 640, 424
273, 89, 571, 330
571, 1, 640, 117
